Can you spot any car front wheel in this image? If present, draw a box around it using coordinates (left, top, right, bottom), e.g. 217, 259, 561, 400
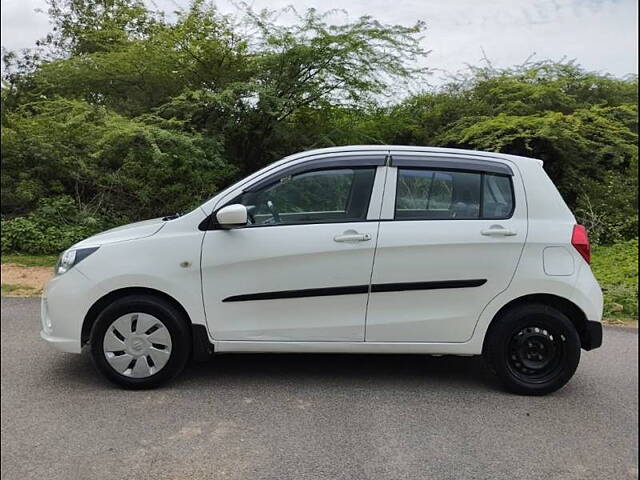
90, 294, 191, 389
484, 303, 581, 395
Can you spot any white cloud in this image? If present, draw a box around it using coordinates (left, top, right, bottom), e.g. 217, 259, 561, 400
1, 0, 637, 81
1, 0, 51, 52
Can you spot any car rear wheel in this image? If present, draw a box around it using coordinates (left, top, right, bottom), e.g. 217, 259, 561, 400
90, 295, 191, 389
484, 303, 581, 395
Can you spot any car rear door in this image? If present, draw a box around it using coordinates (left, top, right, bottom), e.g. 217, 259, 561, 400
201, 153, 387, 342
365, 152, 527, 342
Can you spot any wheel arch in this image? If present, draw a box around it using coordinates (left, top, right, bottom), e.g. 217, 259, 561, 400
483, 293, 595, 352
82, 287, 212, 360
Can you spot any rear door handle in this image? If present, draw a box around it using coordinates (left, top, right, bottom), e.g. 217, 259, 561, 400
481, 226, 517, 237
334, 231, 372, 242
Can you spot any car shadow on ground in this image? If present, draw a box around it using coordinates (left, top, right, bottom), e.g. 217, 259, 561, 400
185, 353, 498, 388
46, 350, 502, 393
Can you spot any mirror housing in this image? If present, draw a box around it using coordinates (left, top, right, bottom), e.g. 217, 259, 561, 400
216, 204, 248, 228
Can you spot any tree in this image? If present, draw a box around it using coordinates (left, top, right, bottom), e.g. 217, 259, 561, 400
154, 4, 429, 171
1, 1, 637, 253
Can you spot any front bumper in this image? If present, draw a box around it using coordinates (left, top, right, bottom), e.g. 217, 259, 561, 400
582, 320, 603, 351
40, 329, 82, 353
40, 268, 93, 354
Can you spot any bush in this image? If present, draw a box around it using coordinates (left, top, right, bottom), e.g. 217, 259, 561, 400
591, 239, 638, 322
1, 196, 109, 254
1, 99, 236, 221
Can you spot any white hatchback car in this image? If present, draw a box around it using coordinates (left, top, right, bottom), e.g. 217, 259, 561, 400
41, 146, 603, 394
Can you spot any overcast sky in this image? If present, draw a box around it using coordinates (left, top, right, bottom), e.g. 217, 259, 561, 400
1, 0, 637, 82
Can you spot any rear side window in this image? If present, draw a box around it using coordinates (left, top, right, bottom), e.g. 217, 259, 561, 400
482, 173, 514, 219
395, 168, 514, 220
234, 168, 376, 226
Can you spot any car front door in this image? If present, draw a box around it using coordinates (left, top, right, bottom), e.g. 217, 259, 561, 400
201, 154, 387, 342
365, 153, 527, 343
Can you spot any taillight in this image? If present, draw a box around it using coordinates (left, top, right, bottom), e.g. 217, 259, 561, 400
571, 224, 591, 264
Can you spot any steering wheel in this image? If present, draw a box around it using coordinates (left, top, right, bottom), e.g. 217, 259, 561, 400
266, 200, 281, 224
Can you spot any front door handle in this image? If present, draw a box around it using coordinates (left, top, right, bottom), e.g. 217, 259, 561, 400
481, 225, 517, 237
334, 231, 372, 242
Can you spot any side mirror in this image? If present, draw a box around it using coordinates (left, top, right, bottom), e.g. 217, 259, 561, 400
216, 204, 248, 228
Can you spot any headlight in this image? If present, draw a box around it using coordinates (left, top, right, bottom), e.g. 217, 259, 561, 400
55, 247, 99, 275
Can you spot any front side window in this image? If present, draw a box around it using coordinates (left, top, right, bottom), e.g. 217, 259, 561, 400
395, 168, 513, 220
233, 168, 376, 226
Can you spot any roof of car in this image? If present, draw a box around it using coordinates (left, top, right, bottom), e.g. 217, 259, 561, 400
281, 145, 543, 166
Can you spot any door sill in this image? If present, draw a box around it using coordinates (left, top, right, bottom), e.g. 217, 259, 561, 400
213, 340, 479, 355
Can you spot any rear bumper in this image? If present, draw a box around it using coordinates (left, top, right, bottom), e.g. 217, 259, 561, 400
582, 320, 603, 351
571, 263, 604, 324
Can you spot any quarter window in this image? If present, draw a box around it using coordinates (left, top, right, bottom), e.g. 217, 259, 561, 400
233, 168, 376, 226
395, 168, 513, 220
482, 173, 514, 219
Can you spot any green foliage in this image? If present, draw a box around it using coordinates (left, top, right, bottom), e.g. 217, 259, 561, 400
46, 0, 156, 55
0, 1, 637, 255
1, 196, 105, 254
2, 98, 235, 223
591, 239, 638, 323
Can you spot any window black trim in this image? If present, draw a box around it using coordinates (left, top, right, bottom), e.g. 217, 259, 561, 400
203, 217, 378, 231
245, 155, 386, 193
390, 155, 513, 176
482, 172, 515, 219
208, 165, 378, 230
479, 172, 485, 218
222, 279, 487, 302
393, 168, 515, 221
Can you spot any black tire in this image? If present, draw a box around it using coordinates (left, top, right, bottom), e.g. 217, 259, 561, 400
483, 303, 581, 395
90, 295, 191, 389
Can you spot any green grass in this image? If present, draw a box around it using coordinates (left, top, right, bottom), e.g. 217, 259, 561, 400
591, 239, 638, 324
0, 284, 22, 295
0, 283, 40, 296
1, 254, 58, 268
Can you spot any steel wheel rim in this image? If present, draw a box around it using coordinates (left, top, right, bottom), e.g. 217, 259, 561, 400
102, 313, 172, 378
506, 325, 565, 382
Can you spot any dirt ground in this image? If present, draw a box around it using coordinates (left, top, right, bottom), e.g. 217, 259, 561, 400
0, 264, 54, 296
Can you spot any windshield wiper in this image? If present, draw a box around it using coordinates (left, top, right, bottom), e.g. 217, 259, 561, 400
162, 212, 182, 221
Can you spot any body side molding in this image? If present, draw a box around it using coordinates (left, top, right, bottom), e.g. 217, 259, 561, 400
222, 279, 487, 302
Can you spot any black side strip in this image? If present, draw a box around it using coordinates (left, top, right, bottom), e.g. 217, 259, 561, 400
223, 285, 369, 302
371, 279, 487, 293
222, 279, 487, 302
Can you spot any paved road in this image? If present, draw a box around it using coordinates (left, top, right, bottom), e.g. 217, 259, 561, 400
1, 297, 637, 480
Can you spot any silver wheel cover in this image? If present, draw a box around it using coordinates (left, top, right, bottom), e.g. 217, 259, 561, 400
102, 313, 173, 378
